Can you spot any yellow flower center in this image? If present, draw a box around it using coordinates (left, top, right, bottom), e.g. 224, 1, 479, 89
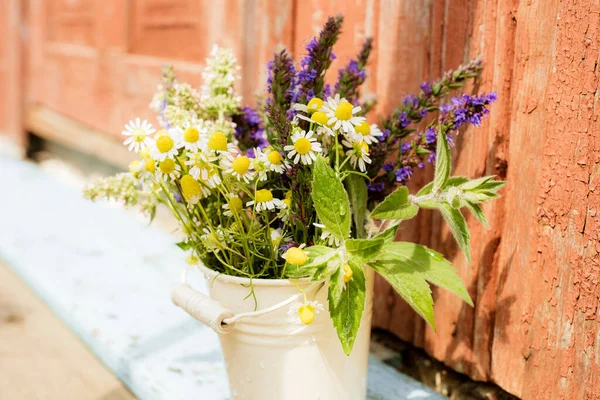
355, 121, 370, 136
156, 135, 174, 153
285, 247, 307, 265
183, 127, 199, 143
311, 111, 329, 126
361, 142, 369, 153
208, 131, 228, 151
285, 190, 292, 199
228, 197, 243, 213
335, 102, 353, 121
132, 129, 146, 143
343, 263, 353, 283
186, 254, 199, 265
145, 159, 156, 173
306, 98, 324, 113
267, 151, 283, 165
140, 148, 151, 160
180, 174, 201, 200
282, 198, 291, 207
232, 156, 251, 175
128, 160, 140, 174
298, 305, 315, 325
294, 137, 312, 155
255, 189, 273, 203
159, 159, 175, 174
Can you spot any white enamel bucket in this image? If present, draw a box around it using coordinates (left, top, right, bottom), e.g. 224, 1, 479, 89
172, 264, 374, 400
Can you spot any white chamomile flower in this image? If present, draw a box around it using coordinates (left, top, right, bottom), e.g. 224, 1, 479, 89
313, 223, 342, 247
207, 130, 236, 154
246, 189, 286, 212
342, 138, 372, 172
291, 97, 324, 114
185, 151, 217, 181
288, 300, 325, 325
250, 148, 269, 181
322, 94, 365, 133
262, 148, 289, 174
150, 128, 183, 161
222, 195, 243, 217
224, 154, 255, 183
178, 122, 207, 152
180, 174, 210, 204
296, 111, 335, 137
270, 228, 290, 251
354, 121, 383, 145
284, 130, 322, 165
157, 158, 181, 181
122, 118, 155, 153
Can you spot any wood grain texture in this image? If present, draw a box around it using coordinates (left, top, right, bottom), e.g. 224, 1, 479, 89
18, 1, 600, 398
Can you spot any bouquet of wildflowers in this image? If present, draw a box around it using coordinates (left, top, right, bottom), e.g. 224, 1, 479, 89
84, 16, 503, 354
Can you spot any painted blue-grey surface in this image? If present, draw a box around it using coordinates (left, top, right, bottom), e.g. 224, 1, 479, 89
0, 157, 445, 400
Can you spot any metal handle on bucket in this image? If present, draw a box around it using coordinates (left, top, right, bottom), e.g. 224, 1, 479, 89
171, 267, 323, 334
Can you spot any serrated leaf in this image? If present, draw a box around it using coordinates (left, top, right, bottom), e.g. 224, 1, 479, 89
329, 259, 366, 355
311, 156, 351, 240
370, 186, 419, 221
417, 177, 469, 197
432, 128, 451, 193
285, 245, 337, 279
459, 175, 495, 190
464, 201, 489, 229
345, 174, 368, 238
437, 203, 471, 264
369, 258, 436, 330
345, 238, 384, 262
375, 242, 473, 306
373, 224, 399, 245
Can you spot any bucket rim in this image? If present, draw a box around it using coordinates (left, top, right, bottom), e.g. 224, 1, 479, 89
197, 262, 320, 287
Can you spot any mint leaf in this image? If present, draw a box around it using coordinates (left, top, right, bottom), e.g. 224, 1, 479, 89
285, 245, 337, 279
345, 238, 384, 262
369, 257, 436, 330
328, 259, 366, 355
311, 156, 351, 241
176, 241, 192, 250
373, 224, 399, 244
417, 177, 469, 197
432, 127, 451, 193
370, 186, 418, 221
464, 201, 489, 229
345, 174, 368, 238
437, 203, 471, 263
376, 242, 472, 306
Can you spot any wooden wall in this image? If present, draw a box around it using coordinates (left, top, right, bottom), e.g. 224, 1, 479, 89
0, 1, 598, 398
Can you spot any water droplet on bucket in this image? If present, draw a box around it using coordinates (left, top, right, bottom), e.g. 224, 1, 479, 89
247, 377, 252, 383
311, 336, 317, 343
259, 361, 265, 369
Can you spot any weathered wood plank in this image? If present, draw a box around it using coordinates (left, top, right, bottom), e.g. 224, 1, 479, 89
0, 263, 135, 400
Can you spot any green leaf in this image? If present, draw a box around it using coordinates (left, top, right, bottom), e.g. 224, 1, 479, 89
329, 259, 366, 355
370, 257, 436, 330
432, 127, 451, 193
345, 238, 384, 262
464, 201, 489, 229
459, 175, 495, 190
311, 156, 351, 240
285, 245, 337, 279
370, 186, 419, 221
375, 242, 473, 306
176, 241, 192, 251
373, 224, 399, 245
437, 203, 471, 264
345, 174, 368, 238
417, 177, 469, 197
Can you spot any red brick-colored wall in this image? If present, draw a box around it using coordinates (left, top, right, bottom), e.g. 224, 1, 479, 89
2, 1, 598, 398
